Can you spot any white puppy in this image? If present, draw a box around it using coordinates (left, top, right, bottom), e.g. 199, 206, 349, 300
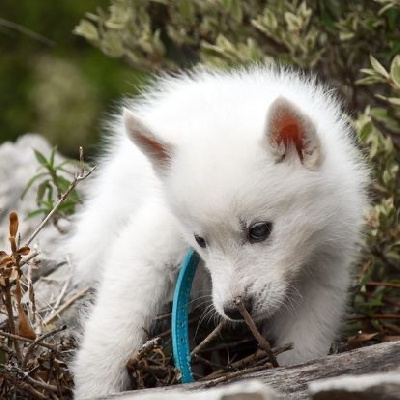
67, 66, 368, 399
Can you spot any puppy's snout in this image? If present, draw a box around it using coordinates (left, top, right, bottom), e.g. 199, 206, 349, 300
223, 296, 253, 320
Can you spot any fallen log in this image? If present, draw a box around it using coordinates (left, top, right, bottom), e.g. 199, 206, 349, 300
100, 341, 400, 399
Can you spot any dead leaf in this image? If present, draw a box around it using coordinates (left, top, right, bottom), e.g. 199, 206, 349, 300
0, 256, 13, 266
14, 280, 36, 340
348, 332, 380, 343
9, 212, 18, 237
16, 246, 30, 256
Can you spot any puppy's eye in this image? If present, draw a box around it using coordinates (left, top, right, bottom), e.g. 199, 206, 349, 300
248, 222, 272, 243
194, 234, 207, 248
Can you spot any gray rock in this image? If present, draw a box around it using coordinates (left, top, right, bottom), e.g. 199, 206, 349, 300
0, 134, 64, 254
308, 371, 400, 399
0, 134, 89, 334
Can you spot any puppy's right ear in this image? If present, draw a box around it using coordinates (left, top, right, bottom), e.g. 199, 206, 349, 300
124, 108, 174, 174
264, 97, 322, 169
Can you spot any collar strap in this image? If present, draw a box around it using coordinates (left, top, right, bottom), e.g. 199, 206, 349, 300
171, 248, 200, 383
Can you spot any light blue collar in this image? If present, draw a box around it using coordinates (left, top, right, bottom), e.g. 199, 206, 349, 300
171, 248, 200, 383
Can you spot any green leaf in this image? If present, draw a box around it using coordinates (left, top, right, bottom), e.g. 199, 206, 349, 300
230, 0, 243, 23
49, 146, 57, 169
370, 55, 389, 78
37, 199, 54, 210
36, 181, 50, 205
21, 172, 48, 199
27, 209, 48, 219
386, 97, 400, 106
390, 55, 400, 86
285, 12, 301, 31
55, 175, 72, 193
177, 0, 194, 21
73, 20, 99, 42
356, 76, 383, 86
34, 149, 48, 167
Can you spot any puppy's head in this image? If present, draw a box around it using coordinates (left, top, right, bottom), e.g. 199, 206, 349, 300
125, 87, 362, 321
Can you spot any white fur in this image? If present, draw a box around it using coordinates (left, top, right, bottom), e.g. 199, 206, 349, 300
67, 66, 368, 399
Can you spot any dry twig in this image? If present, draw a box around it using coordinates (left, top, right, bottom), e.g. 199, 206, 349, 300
191, 319, 226, 356
234, 297, 279, 368
43, 286, 90, 325
22, 324, 67, 367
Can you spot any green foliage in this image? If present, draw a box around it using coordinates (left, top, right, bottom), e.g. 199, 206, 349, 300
75, 0, 399, 103
22, 148, 82, 220
76, 1, 400, 336
0, 0, 139, 156
352, 54, 400, 331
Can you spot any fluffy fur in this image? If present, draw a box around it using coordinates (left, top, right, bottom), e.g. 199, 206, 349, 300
67, 66, 368, 399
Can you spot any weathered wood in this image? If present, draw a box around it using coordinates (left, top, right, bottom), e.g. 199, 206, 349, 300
309, 372, 400, 400
100, 341, 400, 399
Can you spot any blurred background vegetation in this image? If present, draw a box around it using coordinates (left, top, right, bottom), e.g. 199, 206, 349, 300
2, 0, 400, 337
0, 0, 145, 156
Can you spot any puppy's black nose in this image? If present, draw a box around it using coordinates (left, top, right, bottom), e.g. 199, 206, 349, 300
223, 297, 253, 320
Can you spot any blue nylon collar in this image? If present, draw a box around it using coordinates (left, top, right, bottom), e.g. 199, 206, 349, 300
171, 248, 200, 383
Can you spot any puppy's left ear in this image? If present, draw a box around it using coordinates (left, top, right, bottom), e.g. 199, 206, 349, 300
124, 108, 174, 175
264, 97, 322, 169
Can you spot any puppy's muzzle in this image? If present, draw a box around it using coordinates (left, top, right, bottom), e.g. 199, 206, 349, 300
223, 295, 253, 320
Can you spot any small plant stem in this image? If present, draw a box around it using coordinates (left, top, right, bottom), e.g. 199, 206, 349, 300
0, 330, 56, 351
1, 284, 22, 361
25, 165, 97, 247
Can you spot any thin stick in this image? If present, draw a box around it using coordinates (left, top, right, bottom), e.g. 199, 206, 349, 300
43, 286, 90, 325
22, 325, 67, 367
0, 342, 15, 354
1, 284, 22, 361
1, 371, 47, 400
202, 364, 270, 386
365, 282, 400, 289
196, 338, 255, 353
1, 364, 59, 394
52, 278, 70, 311
191, 319, 226, 356
192, 354, 224, 369
234, 297, 279, 367
347, 313, 400, 320
127, 337, 161, 369
25, 165, 97, 247
20, 251, 39, 267
229, 342, 293, 370
155, 312, 172, 320
0, 18, 55, 47
0, 330, 56, 351
201, 342, 292, 381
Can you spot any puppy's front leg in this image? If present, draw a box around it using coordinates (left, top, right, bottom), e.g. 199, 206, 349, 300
271, 260, 350, 365
73, 201, 185, 399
